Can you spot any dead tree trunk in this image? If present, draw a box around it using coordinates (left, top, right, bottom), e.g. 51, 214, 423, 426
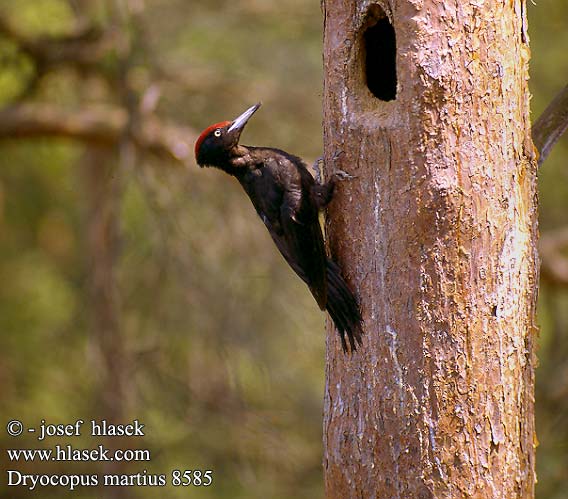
322, 1, 539, 498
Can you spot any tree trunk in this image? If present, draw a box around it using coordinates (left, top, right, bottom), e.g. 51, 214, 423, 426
82, 146, 130, 499
322, 1, 539, 498
83, 147, 125, 420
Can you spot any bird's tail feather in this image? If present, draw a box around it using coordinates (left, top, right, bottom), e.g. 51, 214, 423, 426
325, 260, 363, 352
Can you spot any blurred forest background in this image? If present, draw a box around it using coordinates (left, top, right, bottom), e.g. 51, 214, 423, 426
0, 1, 566, 498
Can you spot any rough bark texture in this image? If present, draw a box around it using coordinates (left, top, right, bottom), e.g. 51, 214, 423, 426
322, 1, 539, 498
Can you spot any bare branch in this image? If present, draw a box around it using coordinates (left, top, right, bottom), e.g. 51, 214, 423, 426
0, 104, 196, 165
540, 226, 568, 286
532, 84, 568, 167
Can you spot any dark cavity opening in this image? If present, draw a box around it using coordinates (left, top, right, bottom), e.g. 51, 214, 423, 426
364, 15, 397, 101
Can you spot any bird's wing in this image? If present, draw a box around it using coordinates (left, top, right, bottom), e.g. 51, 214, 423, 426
277, 173, 328, 310
242, 153, 328, 310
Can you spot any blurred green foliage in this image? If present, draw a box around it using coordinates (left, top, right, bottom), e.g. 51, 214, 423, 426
529, 3, 568, 499
0, 1, 566, 498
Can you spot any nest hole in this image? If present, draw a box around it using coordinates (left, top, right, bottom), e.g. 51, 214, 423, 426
364, 10, 397, 101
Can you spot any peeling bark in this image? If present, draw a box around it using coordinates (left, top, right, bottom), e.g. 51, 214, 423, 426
322, 1, 539, 498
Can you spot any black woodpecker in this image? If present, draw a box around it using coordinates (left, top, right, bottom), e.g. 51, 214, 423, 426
194, 103, 362, 352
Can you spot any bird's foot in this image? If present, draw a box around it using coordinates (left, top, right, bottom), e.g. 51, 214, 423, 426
311, 154, 356, 209
312, 154, 356, 184
312, 169, 356, 209
312, 156, 324, 184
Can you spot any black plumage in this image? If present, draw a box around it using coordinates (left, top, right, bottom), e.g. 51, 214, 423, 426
194, 104, 362, 351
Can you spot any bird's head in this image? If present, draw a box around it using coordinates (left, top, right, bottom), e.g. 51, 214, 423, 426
194, 103, 261, 168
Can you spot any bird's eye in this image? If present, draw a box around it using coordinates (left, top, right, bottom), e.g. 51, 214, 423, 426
214, 129, 222, 137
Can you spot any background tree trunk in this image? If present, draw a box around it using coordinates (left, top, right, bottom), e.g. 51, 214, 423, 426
322, 1, 539, 498
82, 147, 130, 499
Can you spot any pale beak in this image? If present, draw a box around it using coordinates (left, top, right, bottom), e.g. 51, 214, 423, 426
228, 103, 262, 135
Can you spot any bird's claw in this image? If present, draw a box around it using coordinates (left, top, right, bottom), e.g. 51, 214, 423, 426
333, 169, 357, 181
312, 156, 356, 184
